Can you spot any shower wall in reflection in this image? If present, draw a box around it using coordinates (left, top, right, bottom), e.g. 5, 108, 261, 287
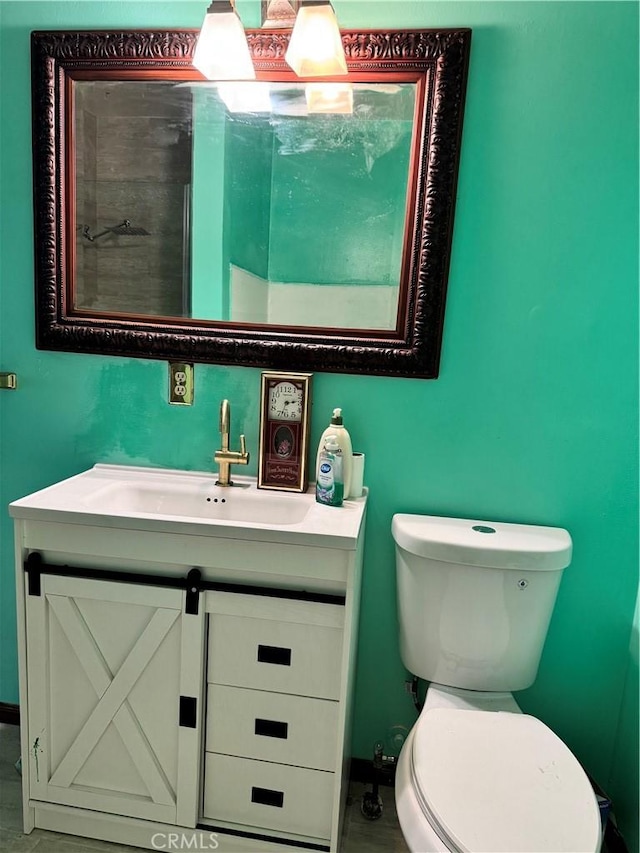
75, 82, 192, 317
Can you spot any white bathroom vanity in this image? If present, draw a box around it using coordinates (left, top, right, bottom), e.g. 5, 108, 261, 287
10, 464, 367, 852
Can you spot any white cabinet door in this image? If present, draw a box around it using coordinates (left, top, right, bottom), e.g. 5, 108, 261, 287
25, 573, 204, 825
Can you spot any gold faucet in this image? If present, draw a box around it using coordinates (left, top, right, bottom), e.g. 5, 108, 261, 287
214, 399, 249, 486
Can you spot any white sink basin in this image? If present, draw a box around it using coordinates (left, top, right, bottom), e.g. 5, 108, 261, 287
84, 478, 310, 526
10, 464, 367, 549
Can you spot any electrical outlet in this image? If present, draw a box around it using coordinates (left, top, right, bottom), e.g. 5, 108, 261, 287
168, 362, 194, 405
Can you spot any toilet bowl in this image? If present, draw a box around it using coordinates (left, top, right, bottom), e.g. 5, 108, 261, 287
395, 685, 602, 853
392, 514, 603, 853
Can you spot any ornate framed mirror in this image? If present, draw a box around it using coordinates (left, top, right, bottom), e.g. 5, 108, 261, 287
31, 28, 471, 377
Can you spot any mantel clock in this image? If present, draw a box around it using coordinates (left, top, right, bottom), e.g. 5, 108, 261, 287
258, 372, 313, 492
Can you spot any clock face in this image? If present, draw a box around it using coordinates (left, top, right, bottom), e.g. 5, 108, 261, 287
268, 381, 303, 422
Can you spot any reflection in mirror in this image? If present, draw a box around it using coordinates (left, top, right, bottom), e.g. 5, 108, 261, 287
74, 81, 415, 331
33, 28, 471, 377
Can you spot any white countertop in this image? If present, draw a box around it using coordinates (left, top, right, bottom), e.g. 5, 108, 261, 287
10, 464, 367, 551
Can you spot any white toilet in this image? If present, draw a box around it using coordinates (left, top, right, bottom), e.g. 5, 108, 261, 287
392, 513, 602, 853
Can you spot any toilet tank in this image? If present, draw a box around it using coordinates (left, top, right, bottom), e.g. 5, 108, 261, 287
392, 515, 572, 692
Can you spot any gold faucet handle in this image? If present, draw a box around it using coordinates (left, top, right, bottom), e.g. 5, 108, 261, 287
240, 434, 248, 459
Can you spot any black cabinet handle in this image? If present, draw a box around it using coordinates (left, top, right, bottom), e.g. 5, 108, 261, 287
179, 696, 197, 728
257, 644, 291, 666
255, 717, 289, 739
251, 786, 284, 808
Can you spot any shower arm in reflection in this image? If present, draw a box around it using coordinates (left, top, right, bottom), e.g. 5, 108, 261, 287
81, 220, 150, 242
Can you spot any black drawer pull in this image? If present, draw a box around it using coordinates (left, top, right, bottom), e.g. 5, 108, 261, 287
251, 786, 284, 808
255, 717, 289, 739
257, 644, 291, 666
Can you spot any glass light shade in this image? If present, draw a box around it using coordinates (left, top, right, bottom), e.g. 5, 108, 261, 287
193, 2, 256, 81
285, 2, 347, 77
218, 82, 272, 112
305, 82, 353, 114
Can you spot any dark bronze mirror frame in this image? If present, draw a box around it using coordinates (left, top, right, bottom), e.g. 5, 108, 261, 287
31, 28, 471, 378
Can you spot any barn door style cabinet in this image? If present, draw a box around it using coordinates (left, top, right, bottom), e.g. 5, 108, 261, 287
11, 464, 367, 852
25, 572, 203, 827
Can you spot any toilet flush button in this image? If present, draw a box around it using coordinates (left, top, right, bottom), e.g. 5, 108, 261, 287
472, 525, 496, 534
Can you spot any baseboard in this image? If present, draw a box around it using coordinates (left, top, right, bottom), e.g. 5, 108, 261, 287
0, 702, 20, 725
350, 757, 396, 787
605, 820, 630, 853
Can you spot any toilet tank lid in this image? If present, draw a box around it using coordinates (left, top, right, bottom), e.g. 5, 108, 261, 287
392, 514, 572, 571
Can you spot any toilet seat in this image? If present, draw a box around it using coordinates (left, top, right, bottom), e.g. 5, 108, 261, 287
411, 709, 601, 853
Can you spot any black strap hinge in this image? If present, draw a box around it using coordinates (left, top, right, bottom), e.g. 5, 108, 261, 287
184, 568, 202, 615
26, 552, 43, 596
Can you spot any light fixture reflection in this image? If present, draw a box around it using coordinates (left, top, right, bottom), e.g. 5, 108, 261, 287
285, 1, 347, 77
262, 0, 298, 29
218, 82, 272, 113
193, 0, 256, 81
305, 82, 353, 114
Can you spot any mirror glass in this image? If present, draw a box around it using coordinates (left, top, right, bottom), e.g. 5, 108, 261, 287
32, 29, 471, 377
74, 80, 415, 331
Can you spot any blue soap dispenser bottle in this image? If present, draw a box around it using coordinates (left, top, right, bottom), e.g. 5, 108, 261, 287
316, 407, 353, 499
315, 434, 344, 507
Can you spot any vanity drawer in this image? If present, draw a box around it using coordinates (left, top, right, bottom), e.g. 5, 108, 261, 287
207, 593, 344, 699
206, 684, 338, 771
203, 753, 333, 840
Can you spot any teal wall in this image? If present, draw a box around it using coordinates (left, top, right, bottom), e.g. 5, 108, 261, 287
227, 117, 273, 281
229, 111, 411, 285
1, 1, 637, 847
267, 115, 411, 284
191, 88, 229, 319
608, 593, 639, 853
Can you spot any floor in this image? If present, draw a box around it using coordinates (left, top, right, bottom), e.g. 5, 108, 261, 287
0, 724, 410, 853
